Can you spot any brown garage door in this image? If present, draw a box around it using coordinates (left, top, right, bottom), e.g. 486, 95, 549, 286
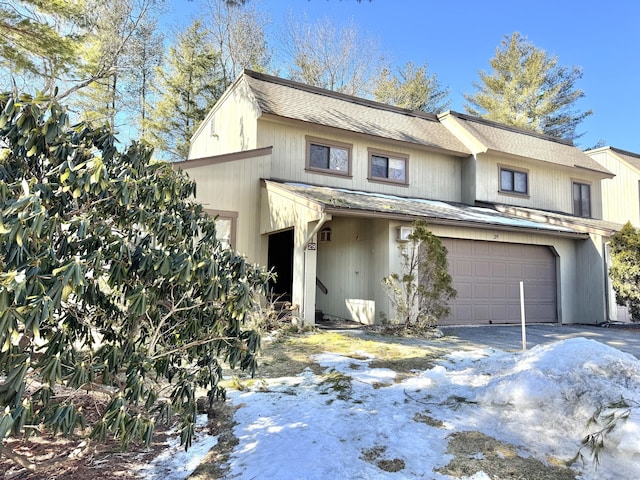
439, 239, 557, 325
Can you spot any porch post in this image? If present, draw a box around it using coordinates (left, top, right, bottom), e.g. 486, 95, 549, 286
303, 230, 318, 325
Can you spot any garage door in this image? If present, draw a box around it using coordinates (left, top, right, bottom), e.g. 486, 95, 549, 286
439, 239, 557, 325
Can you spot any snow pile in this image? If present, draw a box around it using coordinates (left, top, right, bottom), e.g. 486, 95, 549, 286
146, 338, 640, 480
468, 338, 640, 479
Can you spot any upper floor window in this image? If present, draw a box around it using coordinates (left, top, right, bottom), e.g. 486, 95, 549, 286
368, 148, 408, 185
306, 137, 352, 176
499, 166, 528, 195
572, 182, 591, 218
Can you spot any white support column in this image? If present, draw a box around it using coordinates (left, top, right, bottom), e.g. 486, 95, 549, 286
303, 234, 318, 325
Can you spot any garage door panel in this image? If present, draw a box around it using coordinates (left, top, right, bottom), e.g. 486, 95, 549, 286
439, 239, 557, 326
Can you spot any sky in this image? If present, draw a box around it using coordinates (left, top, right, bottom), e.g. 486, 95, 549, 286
163, 0, 640, 153
138, 337, 640, 479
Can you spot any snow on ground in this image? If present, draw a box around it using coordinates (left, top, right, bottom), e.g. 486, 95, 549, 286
148, 338, 640, 479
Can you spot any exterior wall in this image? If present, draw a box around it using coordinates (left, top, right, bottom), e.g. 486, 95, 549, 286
256, 119, 463, 202
589, 150, 640, 227
261, 185, 325, 324
475, 153, 604, 218
315, 217, 377, 323
179, 153, 272, 264
189, 79, 260, 159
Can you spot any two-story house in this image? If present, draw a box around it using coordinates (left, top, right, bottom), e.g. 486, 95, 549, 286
586, 146, 640, 322
179, 70, 618, 326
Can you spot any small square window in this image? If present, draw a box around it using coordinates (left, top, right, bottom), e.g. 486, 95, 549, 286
499, 167, 528, 195
573, 182, 591, 218
205, 209, 238, 249
306, 137, 351, 175
369, 150, 408, 184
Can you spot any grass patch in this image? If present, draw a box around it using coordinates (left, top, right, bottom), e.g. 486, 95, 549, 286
413, 411, 445, 428
360, 445, 405, 473
437, 431, 577, 480
319, 371, 353, 401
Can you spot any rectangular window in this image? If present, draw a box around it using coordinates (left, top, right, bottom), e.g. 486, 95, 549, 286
572, 182, 591, 218
306, 137, 351, 176
206, 209, 237, 249
499, 167, 528, 195
368, 149, 408, 184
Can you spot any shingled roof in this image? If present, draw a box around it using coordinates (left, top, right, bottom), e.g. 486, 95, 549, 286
438, 111, 613, 176
595, 146, 640, 172
243, 70, 470, 157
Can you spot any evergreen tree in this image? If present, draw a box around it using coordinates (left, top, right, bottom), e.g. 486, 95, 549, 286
609, 222, 640, 322
373, 61, 450, 113
0, 0, 86, 92
464, 32, 592, 142
144, 20, 224, 161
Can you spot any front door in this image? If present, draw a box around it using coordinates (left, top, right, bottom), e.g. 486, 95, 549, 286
267, 230, 294, 302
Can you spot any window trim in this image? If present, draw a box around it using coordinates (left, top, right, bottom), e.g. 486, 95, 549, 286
498, 164, 529, 197
367, 148, 409, 186
572, 180, 591, 218
305, 136, 353, 177
205, 209, 238, 249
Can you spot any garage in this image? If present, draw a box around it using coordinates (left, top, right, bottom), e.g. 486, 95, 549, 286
439, 239, 557, 325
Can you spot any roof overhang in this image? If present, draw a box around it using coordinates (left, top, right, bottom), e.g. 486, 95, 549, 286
263, 180, 592, 240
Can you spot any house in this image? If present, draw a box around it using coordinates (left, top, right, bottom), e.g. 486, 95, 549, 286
586, 146, 640, 322
179, 70, 620, 327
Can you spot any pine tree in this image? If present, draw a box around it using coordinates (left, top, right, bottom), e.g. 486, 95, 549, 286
373, 61, 450, 113
144, 20, 224, 161
464, 32, 592, 142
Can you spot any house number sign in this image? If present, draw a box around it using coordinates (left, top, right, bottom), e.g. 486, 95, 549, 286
307, 242, 317, 250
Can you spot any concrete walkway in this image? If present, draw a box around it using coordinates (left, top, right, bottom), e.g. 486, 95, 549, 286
440, 324, 640, 359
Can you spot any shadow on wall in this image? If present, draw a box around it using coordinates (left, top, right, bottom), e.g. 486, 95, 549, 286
346, 299, 375, 325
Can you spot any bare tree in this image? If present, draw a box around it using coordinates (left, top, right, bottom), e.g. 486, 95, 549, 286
278, 14, 386, 97
200, 0, 271, 87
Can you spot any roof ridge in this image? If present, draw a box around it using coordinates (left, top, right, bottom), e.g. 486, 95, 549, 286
610, 146, 640, 159
443, 110, 575, 147
243, 69, 441, 123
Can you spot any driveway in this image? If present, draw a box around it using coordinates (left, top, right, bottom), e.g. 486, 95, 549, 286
440, 323, 640, 359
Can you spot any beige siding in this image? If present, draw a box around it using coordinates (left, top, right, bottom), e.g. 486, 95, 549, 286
261, 185, 326, 324
180, 154, 272, 264
189, 79, 260, 160
475, 153, 604, 218
315, 217, 376, 322
590, 150, 640, 226
257, 120, 463, 202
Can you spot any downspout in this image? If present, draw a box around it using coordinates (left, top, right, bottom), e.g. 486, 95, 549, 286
302, 211, 331, 322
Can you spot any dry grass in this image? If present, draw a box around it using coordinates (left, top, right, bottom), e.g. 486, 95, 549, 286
437, 431, 577, 480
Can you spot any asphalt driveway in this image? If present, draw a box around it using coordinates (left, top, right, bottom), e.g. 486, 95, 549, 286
440, 323, 640, 359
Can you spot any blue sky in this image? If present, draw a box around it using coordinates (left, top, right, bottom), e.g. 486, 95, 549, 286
167, 0, 640, 152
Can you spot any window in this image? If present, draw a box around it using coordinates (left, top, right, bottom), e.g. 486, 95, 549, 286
319, 227, 332, 243
206, 209, 237, 249
306, 137, 351, 176
368, 149, 408, 184
499, 167, 528, 195
572, 182, 591, 218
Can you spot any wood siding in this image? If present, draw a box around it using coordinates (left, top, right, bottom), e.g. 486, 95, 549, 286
257, 119, 463, 202
475, 153, 604, 218
180, 153, 272, 265
189, 79, 260, 159
589, 150, 640, 227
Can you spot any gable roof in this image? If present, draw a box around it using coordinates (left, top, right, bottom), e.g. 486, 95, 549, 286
242, 70, 471, 157
588, 146, 640, 173
265, 180, 592, 238
438, 111, 613, 176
